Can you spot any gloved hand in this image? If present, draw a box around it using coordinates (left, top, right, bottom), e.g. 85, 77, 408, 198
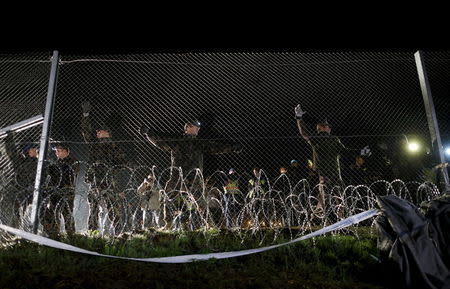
81, 101, 92, 117
139, 125, 149, 135
360, 145, 371, 157
295, 104, 306, 119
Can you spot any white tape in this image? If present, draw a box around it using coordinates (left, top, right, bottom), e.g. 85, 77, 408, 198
0, 209, 378, 263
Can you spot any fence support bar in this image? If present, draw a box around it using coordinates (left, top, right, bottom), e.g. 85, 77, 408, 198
0, 115, 44, 138
414, 50, 450, 192
30, 51, 60, 233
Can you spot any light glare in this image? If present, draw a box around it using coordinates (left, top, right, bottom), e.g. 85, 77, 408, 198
408, 142, 420, 152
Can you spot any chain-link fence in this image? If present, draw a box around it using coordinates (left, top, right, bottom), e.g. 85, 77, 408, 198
0, 53, 51, 233
0, 51, 448, 242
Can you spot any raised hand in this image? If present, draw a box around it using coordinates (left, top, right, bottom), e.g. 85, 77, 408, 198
81, 101, 92, 116
139, 125, 149, 135
295, 104, 306, 119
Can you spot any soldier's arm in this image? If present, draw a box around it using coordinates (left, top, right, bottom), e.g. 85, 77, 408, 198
294, 104, 311, 142
81, 101, 95, 143
296, 118, 311, 142
144, 132, 179, 153
81, 113, 95, 144
145, 133, 166, 149
3, 132, 22, 168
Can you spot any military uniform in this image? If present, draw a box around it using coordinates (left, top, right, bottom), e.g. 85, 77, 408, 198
147, 132, 240, 191
81, 114, 128, 232
308, 131, 354, 186
81, 116, 127, 189
146, 131, 241, 230
2, 132, 38, 229
45, 155, 79, 234
48, 156, 78, 188
295, 106, 366, 218
4, 132, 37, 189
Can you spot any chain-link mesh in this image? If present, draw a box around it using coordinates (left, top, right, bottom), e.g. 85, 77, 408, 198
0, 53, 51, 235
0, 51, 448, 243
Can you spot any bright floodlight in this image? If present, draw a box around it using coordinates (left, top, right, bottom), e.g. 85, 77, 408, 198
408, 142, 420, 152
445, 147, 450, 156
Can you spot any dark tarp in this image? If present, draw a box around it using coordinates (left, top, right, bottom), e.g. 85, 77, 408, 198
375, 194, 450, 289
421, 194, 450, 272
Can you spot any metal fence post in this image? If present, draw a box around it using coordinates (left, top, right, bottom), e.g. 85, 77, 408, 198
414, 50, 450, 193
30, 50, 60, 233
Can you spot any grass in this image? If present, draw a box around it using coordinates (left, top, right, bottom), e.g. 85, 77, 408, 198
0, 228, 391, 289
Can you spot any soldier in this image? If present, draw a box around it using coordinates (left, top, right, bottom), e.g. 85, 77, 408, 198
140, 119, 242, 189
44, 142, 79, 234
81, 101, 127, 187
81, 101, 128, 232
141, 119, 242, 230
4, 131, 38, 189
294, 104, 370, 211
48, 142, 78, 188
2, 131, 38, 229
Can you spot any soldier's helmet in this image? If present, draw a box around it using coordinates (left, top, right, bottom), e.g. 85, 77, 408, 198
96, 121, 111, 133
20, 143, 38, 156
52, 142, 69, 151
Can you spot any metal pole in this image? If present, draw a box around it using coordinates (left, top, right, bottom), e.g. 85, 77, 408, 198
0, 115, 44, 138
414, 50, 450, 192
30, 51, 60, 233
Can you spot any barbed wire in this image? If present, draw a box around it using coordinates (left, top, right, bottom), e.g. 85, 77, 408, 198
0, 162, 441, 243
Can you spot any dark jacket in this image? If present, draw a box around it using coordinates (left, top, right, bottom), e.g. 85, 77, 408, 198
297, 119, 361, 181
47, 156, 79, 188
4, 132, 37, 188
81, 115, 127, 188
309, 131, 359, 180
81, 115, 126, 165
